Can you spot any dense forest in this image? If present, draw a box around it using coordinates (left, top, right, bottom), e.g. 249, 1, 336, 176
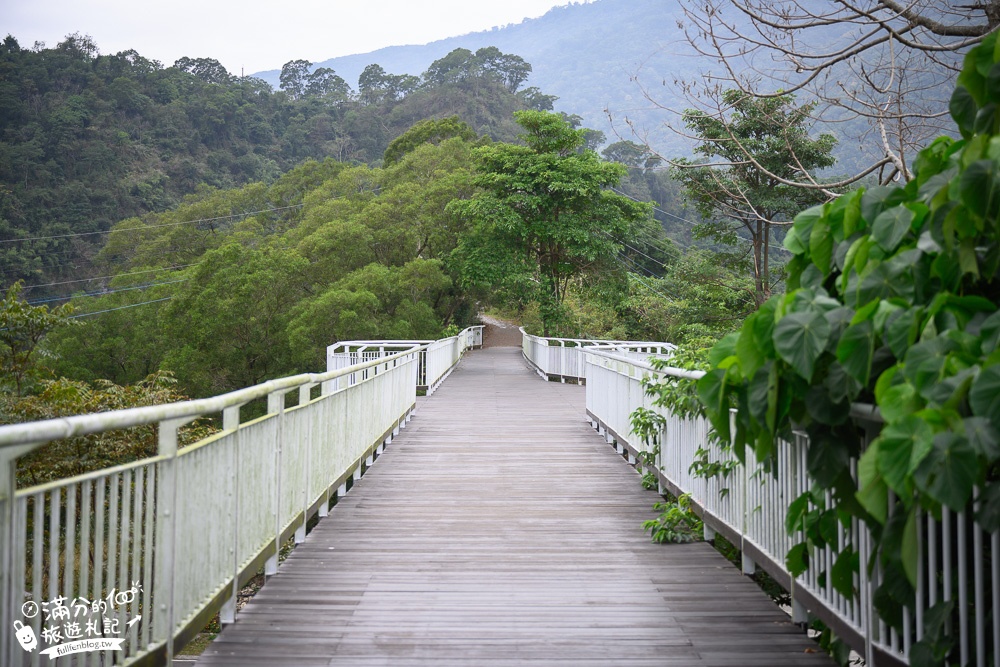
0, 35, 541, 291
0, 32, 768, 434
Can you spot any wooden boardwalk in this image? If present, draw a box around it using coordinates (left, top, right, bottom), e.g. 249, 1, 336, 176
195, 347, 832, 666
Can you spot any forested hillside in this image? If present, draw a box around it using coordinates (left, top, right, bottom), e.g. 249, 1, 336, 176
255, 0, 690, 153
0, 35, 532, 290
6, 113, 681, 402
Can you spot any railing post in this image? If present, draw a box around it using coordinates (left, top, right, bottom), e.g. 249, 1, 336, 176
266, 391, 284, 578
221, 405, 241, 626
0, 448, 16, 666
154, 418, 184, 663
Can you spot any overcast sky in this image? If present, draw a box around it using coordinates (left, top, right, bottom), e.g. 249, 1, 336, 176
2, 0, 575, 74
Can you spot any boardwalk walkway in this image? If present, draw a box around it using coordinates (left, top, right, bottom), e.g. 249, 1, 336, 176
195, 347, 831, 666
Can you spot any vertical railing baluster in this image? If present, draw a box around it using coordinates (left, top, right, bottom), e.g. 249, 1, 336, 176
221, 405, 241, 626
153, 419, 182, 664
140, 466, 155, 652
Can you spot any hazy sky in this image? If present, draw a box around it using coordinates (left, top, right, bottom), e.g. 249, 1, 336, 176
2, 1, 576, 74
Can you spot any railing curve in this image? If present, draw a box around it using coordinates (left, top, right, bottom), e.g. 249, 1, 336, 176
0, 326, 481, 666
573, 343, 998, 667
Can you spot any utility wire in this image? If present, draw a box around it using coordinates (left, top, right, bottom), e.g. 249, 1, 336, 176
26, 279, 189, 305
21, 264, 197, 290
0, 204, 305, 244
609, 187, 702, 229
69, 296, 176, 319
613, 254, 677, 302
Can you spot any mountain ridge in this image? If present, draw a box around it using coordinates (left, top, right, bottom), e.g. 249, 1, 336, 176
252, 0, 691, 151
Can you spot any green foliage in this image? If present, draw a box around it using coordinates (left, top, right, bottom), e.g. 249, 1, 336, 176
383, 116, 478, 166
3, 371, 215, 488
50, 128, 481, 397
696, 34, 1000, 664
0, 282, 76, 396
673, 90, 837, 306
450, 110, 651, 334
0, 36, 535, 290
643, 493, 703, 544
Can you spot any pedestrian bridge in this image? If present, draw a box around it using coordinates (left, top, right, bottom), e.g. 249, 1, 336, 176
0, 325, 995, 666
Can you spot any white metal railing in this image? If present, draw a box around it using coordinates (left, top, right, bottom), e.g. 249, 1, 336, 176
0, 327, 481, 666
580, 345, 998, 667
327, 326, 483, 394
520, 327, 674, 383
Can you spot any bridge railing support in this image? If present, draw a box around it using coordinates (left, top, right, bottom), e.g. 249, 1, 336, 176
0, 325, 481, 666
326, 325, 483, 394
574, 344, 998, 667
519, 327, 674, 384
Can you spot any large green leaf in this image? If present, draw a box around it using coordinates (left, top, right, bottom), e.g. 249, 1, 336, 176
773, 310, 831, 380
809, 215, 833, 273
857, 443, 888, 524
708, 332, 740, 368
978, 310, 1000, 354
785, 492, 811, 534
959, 159, 1000, 220
736, 314, 765, 378
872, 205, 915, 252
824, 361, 862, 403
969, 363, 1000, 424
913, 433, 978, 511
831, 546, 858, 600
884, 307, 923, 359
786, 542, 809, 577
790, 204, 824, 250
903, 337, 954, 395
879, 383, 921, 423
807, 428, 852, 488
964, 416, 1000, 459
696, 368, 731, 443
861, 186, 906, 224
876, 416, 934, 497
975, 482, 1000, 532
949, 86, 978, 136
902, 508, 919, 586
836, 320, 875, 385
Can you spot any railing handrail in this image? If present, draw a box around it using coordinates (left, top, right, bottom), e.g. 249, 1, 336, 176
519, 327, 676, 384
0, 344, 423, 451
1, 327, 483, 667
326, 325, 483, 393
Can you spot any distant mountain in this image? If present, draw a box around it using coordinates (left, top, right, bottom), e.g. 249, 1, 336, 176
254, 0, 961, 175
254, 0, 692, 152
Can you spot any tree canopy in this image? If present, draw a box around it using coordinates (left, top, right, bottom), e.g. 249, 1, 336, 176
450, 110, 650, 334
673, 91, 837, 306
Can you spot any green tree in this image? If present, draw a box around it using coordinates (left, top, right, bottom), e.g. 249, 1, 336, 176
602, 140, 661, 170
6, 372, 214, 487
450, 110, 650, 334
673, 91, 837, 306
279, 59, 312, 99
161, 243, 308, 395
0, 282, 76, 396
695, 35, 1000, 664
383, 116, 478, 166
305, 67, 351, 101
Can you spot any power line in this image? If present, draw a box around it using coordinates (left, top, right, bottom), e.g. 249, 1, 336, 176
613, 254, 677, 302
69, 296, 176, 319
21, 264, 197, 290
26, 279, 189, 305
609, 187, 702, 229
0, 204, 305, 244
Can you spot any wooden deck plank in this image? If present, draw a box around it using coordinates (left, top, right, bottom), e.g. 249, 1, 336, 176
195, 348, 831, 666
